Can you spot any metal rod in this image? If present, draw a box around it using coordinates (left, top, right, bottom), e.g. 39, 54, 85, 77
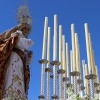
73, 76, 77, 95
63, 81, 66, 100
53, 65, 57, 98
89, 79, 94, 99
59, 74, 63, 99
40, 63, 45, 99
77, 84, 80, 94
46, 71, 50, 100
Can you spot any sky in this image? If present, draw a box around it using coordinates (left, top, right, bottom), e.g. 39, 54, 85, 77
0, 0, 100, 100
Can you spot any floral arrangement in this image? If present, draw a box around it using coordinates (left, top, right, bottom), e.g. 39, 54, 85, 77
66, 86, 100, 100
2, 96, 31, 100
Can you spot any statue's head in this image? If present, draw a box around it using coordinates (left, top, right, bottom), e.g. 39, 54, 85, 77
17, 23, 31, 37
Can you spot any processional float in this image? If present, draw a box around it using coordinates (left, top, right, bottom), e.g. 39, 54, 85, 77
38, 15, 100, 100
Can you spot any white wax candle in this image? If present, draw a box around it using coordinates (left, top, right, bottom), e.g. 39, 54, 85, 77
71, 24, 76, 71
66, 43, 69, 78
88, 33, 94, 74
53, 15, 58, 60
42, 17, 48, 59
78, 45, 81, 79
82, 60, 85, 79
62, 35, 65, 70
47, 27, 51, 68
75, 33, 79, 72
92, 50, 96, 79
82, 61, 86, 86
82, 61, 87, 94
95, 65, 99, 83
84, 23, 92, 73
59, 25, 62, 69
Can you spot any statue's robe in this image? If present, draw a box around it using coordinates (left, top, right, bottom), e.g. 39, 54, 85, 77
0, 35, 30, 100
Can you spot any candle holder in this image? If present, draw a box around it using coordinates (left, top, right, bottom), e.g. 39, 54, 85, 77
85, 74, 97, 99
80, 86, 85, 90
70, 71, 80, 95
50, 61, 60, 99
45, 68, 53, 100
96, 90, 100, 94
66, 83, 73, 88
77, 79, 83, 93
57, 69, 65, 99
38, 59, 48, 100
63, 77, 69, 100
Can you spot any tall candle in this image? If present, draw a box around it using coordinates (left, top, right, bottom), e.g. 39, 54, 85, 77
42, 17, 48, 59
88, 33, 94, 74
92, 50, 96, 77
71, 24, 76, 71
59, 25, 62, 69
75, 33, 79, 72
47, 27, 51, 68
66, 43, 69, 77
82, 60, 85, 78
53, 15, 58, 60
82, 60, 86, 94
62, 35, 65, 70
84, 23, 92, 74
95, 65, 99, 83
70, 50, 73, 84
82, 60, 87, 94
78, 45, 81, 78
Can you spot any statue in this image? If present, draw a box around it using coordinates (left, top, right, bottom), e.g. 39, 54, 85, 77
0, 3, 33, 100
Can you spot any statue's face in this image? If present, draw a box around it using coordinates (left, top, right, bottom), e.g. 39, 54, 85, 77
21, 26, 30, 36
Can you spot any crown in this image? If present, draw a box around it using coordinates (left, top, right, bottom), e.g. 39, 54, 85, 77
17, 4, 32, 27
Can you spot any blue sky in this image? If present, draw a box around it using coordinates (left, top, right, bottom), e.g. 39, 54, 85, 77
0, 0, 100, 100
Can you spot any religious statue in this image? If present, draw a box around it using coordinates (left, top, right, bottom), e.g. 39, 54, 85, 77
0, 3, 33, 100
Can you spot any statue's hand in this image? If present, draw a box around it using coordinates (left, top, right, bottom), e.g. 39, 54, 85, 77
11, 32, 18, 37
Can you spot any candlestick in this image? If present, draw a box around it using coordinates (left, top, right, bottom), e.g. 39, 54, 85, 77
71, 24, 76, 71
84, 23, 92, 74
51, 14, 60, 99
39, 17, 48, 100
58, 25, 63, 99
42, 17, 48, 59
46, 27, 51, 100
